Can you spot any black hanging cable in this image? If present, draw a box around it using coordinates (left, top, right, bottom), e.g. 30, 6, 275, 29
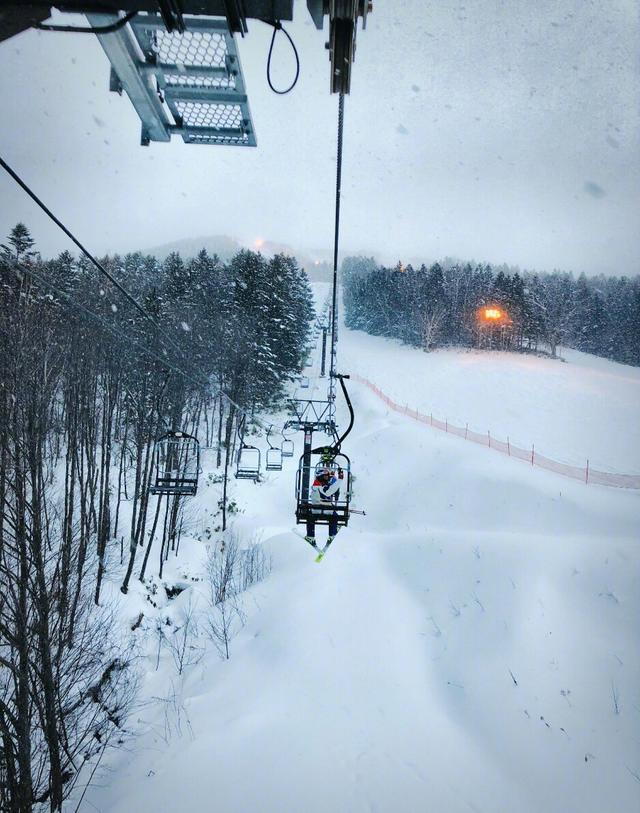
332, 376, 354, 451
34, 11, 137, 34
263, 20, 300, 94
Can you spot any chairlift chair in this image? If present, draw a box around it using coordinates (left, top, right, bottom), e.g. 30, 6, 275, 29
265, 425, 283, 471
281, 438, 295, 457
266, 447, 283, 471
150, 430, 200, 496
300, 376, 310, 389
295, 452, 352, 528
235, 445, 261, 480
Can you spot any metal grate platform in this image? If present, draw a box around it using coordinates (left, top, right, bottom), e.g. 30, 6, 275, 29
88, 13, 256, 146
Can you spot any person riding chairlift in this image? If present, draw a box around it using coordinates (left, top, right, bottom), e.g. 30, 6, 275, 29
305, 466, 340, 548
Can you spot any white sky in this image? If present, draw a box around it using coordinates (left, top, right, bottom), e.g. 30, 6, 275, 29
0, 0, 638, 275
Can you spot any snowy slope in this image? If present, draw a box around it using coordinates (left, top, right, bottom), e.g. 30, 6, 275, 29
341, 331, 640, 474
80, 318, 640, 813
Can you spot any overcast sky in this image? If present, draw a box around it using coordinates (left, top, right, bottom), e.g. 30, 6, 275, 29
0, 0, 638, 275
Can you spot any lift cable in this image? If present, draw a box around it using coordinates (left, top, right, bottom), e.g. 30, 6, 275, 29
329, 92, 345, 385
3, 257, 213, 393
4, 254, 292, 444
34, 11, 137, 35
0, 156, 163, 328
0, 156, 290, 436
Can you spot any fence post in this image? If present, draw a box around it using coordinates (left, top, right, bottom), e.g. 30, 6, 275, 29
586, 459, 589, 484
445, 419, 448, 433
531, 444, 535, 466
488, 430, 491, 448
507, 436, 510, 456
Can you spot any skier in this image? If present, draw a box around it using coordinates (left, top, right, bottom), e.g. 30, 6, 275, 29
305, 466, 340, 548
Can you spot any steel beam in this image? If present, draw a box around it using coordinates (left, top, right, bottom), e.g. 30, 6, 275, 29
87, 12, 171, 143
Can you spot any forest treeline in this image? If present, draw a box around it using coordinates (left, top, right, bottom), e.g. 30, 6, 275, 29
342, 256, 640, 366
0, 223, 314, 810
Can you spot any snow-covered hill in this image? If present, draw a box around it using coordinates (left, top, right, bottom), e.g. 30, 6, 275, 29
80, 318, 640, 813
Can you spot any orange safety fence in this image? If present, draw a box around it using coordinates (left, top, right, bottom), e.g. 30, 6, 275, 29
351, 373, 640, 491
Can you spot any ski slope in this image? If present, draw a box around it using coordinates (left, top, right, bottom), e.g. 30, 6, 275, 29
82, 317, 640, 813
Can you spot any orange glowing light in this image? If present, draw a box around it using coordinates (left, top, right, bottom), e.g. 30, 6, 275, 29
484, 308, 502, 320
254, 238, 265, 249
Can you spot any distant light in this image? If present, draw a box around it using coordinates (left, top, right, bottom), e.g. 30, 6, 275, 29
254, 238, 264, 249
484, 308, 502, 320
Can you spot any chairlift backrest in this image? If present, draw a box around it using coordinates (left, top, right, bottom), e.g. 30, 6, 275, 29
150, 430, 200, 496
235, 445, 261, 480
266, 447, 283, 471
281, 438, 295, 457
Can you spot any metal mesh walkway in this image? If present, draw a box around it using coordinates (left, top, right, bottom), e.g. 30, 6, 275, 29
89, 13, 256, 146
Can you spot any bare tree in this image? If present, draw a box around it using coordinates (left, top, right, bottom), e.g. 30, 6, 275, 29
205, 539, 245, 660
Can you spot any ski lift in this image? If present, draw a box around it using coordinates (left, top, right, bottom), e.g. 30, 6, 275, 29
295, 452, 352, 528
150, 430, 200, 496
235, 445, 261, 480
281, 438, 295, 457
300, 376, 310, 389
265, 426, 283, 471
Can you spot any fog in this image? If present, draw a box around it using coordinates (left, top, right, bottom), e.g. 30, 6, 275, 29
0, 0, 638, 275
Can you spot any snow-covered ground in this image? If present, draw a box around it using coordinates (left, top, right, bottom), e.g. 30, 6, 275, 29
80, 313, 640, 813
341, 330, 640, 473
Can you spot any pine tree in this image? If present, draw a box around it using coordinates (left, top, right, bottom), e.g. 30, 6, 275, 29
1, 222, 37, 262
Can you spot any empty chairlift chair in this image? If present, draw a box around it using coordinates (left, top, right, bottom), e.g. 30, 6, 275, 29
281, 438, 295, 457
235, 445, 261, 481
300, 376, 310, 389
150, 430, 200, 496
266, 447, 283, 471
265, 426, 283, 471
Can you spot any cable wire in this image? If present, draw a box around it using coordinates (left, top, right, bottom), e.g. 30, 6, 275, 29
3, 257, 208, 392
0, 154, 207, 379
0, 158, 303, 437
263, 20, 300, 94
2, 256, 281, 437
329, 93, 345, 385
34, 11, 137, 34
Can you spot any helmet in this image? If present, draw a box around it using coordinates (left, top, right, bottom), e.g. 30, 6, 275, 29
316, 466, 332, 477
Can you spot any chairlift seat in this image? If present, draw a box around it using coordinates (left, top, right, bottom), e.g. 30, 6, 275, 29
281, 438, 295, 457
